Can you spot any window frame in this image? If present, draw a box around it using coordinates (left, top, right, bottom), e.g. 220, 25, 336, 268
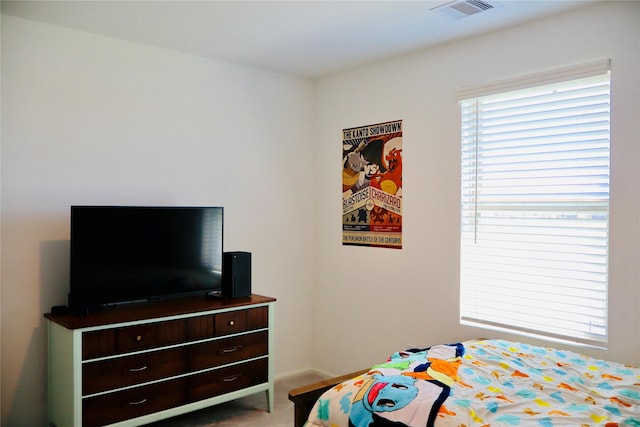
458, 60, 611, 347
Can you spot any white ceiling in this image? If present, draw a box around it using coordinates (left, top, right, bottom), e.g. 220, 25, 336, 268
1, 0, 601, 79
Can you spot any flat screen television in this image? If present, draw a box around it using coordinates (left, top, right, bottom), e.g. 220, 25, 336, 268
68, 206, 223, 312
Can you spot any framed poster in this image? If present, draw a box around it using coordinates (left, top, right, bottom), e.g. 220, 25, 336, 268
342, 120, 402, 248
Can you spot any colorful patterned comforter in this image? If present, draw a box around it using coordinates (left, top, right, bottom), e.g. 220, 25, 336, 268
305, 339, 640, 427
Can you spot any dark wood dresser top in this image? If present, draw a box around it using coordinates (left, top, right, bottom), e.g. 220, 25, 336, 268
45, 294, 276, 329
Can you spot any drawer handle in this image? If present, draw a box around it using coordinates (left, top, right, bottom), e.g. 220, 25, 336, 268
129, 365, 148, 372
136, 335, 143, 342
223, 374, 241, 382
228, 320, 235, 326
222, 345, 243, 353
129, 398, 148, 406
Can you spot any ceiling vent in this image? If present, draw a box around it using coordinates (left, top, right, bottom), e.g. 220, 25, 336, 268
431, 0, 498, 19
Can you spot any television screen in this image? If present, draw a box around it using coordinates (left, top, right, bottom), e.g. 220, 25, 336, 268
69, 206, 223, 311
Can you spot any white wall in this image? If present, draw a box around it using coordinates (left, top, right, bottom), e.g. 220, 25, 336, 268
313, 0, 640, 376
1, 15, 316, 426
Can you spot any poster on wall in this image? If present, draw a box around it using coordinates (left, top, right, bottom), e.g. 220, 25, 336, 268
342, 119, 402, 249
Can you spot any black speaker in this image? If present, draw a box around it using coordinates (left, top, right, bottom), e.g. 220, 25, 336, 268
222, 252, 251, 298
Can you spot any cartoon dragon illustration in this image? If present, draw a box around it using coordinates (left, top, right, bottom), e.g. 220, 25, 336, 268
370, 147, 402, 195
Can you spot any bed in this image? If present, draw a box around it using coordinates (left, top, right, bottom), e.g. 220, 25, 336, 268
289, 339, 640, 427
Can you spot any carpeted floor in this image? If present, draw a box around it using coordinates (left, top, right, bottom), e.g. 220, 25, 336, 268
149, 371, 326, 426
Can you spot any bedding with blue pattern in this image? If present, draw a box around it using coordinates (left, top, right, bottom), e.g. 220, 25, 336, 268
305, 339, 640, 427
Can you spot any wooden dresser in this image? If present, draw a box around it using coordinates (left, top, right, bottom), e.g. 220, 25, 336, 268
44, 294, 275, 427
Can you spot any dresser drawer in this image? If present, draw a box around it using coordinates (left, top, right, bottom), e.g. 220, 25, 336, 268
186, 306, 268, 341
82, 347, 187, 395
215, 310, 247, 336
188, 331, 268, 371
83, 318, 186, 359
187, 358, 268, 403
82, 377, 186, 427
215, 306, 268, 337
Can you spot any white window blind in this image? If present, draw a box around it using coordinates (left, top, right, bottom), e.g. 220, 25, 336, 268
459, 63, 610, 346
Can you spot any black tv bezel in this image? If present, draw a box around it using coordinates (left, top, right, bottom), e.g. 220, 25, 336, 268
68, 205, 224, 313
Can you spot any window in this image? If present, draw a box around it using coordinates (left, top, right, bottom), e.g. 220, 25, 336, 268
459, 61, 611, 346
